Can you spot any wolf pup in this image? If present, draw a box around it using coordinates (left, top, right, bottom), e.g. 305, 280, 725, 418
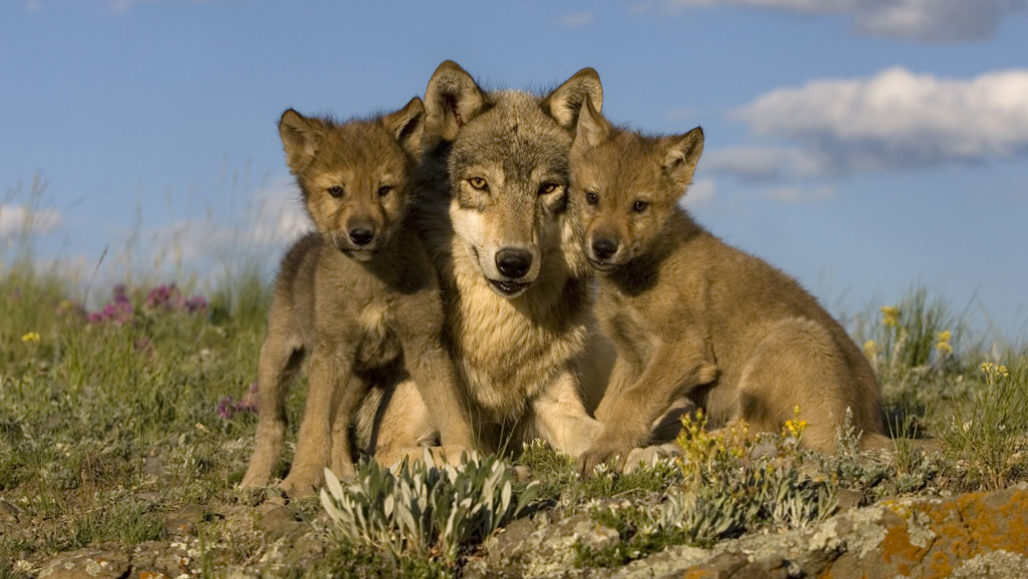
240, 98, 473, 496
569, 98, 887, 474
368, 61, 608, 460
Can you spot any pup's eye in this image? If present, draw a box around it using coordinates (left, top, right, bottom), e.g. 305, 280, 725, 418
633, 199, 650, 213
585, 191, 599, 206
327, 186, 345, 198
378, 185, 393, 197
468, 177, 489, 192
538, 182, 559, 196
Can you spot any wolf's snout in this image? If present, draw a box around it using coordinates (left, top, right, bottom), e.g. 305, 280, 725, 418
496, 248, 533, 279
591, 237, 619, 260
349, 227, 375, 247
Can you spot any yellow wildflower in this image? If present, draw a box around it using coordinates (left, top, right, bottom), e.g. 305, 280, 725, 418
935, 341, 953, 356
863, 340, 878, 358
880, 306, 899, 327
936, 330, 951, 343
21, 332, 40, 343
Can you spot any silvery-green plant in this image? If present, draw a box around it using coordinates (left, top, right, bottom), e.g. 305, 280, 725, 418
320, 450, 538, 562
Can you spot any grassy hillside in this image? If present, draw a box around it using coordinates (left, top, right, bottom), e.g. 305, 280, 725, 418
1, 258, 1025, 576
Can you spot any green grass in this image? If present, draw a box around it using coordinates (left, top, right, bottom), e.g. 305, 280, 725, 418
0, 256, 1026, 575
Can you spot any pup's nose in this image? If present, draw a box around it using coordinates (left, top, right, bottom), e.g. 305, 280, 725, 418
349, 228, 375, 246
496, 248, 533, 279
591, 238, 619, 260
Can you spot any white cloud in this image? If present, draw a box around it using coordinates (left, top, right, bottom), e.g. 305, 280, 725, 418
661, 0, 1028, 42
108, 0, 221, 13
24, 0, 41, 11
704, 147, 831, 180
682, 178, 716, 207
724, 67, 1028, 176
554, 11, 596, 27
761, 185, 836, 203
0, 204, 62, 238
142, 179, 311, 269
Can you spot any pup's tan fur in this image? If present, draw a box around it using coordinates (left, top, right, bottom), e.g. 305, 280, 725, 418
568, 99, 887, 473
368, 61, 608, 459
240, 99, 473, 496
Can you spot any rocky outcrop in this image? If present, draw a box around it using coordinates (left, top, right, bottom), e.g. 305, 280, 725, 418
474, 487, 1028, 578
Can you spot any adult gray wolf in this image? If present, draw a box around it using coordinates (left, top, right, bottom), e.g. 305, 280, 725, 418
567, 98, 888, 474
240, 99, 473, 496
369, 61, 609, 461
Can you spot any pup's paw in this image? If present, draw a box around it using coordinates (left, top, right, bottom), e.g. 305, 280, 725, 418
279, 467, 323, 499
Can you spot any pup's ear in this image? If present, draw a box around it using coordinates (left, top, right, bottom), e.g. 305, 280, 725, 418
383, 96, 425, 156
424, 60, 486, 141
572, 95, 610, 153
541, 67, 603, 131
661, 127, 704, 195
278, 109, 324, 172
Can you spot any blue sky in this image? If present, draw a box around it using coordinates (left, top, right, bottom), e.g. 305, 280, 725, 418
2, 0, 1026, 342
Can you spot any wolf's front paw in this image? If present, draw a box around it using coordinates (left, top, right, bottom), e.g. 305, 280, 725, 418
576, 441, 629, 476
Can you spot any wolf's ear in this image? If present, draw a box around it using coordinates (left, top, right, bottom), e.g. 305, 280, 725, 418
661, 127, 704, 194
279, 109, 324, 172
572, 96, 610, 152
383, 97, 425, 156
541, 67, 603, 131
424, 60, 486, 141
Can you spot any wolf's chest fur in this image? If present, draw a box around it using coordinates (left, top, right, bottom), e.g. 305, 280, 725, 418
447, 241, 589, 420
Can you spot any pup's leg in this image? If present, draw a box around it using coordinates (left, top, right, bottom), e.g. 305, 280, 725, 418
402, 336, 475, 454
280, 344, 352, 497
328, 373, 371, 482
240, 323, 304, 488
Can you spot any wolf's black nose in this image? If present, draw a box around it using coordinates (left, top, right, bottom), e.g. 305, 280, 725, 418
591, 238, 619, 260
349, 228, 375, 246
496, 248, 532, 279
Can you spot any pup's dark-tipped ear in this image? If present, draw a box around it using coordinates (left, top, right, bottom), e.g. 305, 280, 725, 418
424, 60, 486, 141
572, 95, 610, 153
382, 96, 425, 156
278, 109, 324, 172
661, 127, 705, 194
541, 67, 603, 132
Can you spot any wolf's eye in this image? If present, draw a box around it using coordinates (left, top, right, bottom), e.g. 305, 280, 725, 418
468, 177, 489, 192
327, 186, 345, 198
632, 199, 650, 213
378, 185, 393, 197
585, 191, 599, 206
538, 182, 559, 196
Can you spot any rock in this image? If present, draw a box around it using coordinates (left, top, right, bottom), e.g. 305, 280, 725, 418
479, 488, 1028, 577
604, 487, 1028, 578
37, 548, 130, 579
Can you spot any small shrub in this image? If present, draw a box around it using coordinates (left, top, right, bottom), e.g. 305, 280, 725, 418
320, 451, 538, 562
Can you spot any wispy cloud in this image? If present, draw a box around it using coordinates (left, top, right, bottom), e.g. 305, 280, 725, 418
553, 11, 596, 28
682, 178, 716, 207
658, 0, 1028, 42
0, 204, 62, 238
761, 185, 836, 203
712, 67, 1028, 180
108, 0, 222, 14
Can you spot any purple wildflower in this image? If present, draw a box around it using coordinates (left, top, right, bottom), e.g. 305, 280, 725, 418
87, 286, 135, 325
184, 295, 208, 313
217, 396, 236, 420
217, 383, 259, 420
